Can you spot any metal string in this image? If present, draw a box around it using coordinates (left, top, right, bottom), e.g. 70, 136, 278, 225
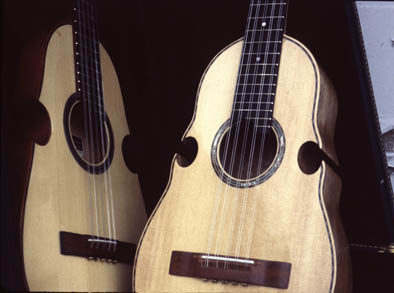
76, 0, 118, 251
232, 0, 286, 259
204, 2, 260, 262
76, 0, 100, 248
236, 2, 283, 255
82, 0, 107, 249
208, 0, 286, 265
86, 0, 117, 252
232, 0, 276, 260
244, 0, 286, 259
224, 0, 268, 262
207, 0, 262, 264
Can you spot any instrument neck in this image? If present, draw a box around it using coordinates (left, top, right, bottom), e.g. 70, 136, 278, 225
73, 0, 104, 114
231, 0, 288, 128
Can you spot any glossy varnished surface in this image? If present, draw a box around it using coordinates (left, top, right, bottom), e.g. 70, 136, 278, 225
133, 36, 351, 292
23, 25, 147, 291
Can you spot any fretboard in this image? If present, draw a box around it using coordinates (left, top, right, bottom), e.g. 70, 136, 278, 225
231, 0, 288, 128
73, 0, 104, 117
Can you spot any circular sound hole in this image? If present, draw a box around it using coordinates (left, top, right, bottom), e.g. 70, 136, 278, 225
64, 94, 114, 174
218, 120, 277, 180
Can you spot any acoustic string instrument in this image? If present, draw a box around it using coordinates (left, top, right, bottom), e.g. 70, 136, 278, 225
133, 0, 351, 291
22, 0, 147, 291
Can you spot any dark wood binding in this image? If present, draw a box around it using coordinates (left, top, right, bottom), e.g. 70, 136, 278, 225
169, 251, 291, 289
59, 231, 136, 264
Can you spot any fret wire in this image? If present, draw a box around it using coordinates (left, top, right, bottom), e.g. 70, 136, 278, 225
239, 73, 277, 76
240, 67, 279, 74
236, 92, 275, 95
248, 16, 285, 19
237, 86, 275, 92
234, 104, 273, 109
235, 92, 275, 96
245, 29, 283, 33
235, 109, 272, 112
238, 83, 276, 86
244, 33, 285, 44
246, 28, 283, 31
244, 40, 282, 44
250, 2, 287, 6
243, 52, 280, 55
234, 101, 274, 104
242, 62, 280, 66
241, 63, 278, 66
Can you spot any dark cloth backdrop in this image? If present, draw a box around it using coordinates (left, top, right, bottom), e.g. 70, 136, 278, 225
1, 0, 393, 291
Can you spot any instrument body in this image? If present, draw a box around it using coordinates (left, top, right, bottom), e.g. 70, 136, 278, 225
133, 36, 351, 292
23, 24, 147, 291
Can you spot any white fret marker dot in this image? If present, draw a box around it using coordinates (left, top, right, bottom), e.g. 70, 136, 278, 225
256, 57, 261, 62
262, 22, 267, 27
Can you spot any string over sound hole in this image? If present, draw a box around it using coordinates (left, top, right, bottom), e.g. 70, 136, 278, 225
64, 93, 114, 174
211, 119, 285, 188
219, 120, 277, 180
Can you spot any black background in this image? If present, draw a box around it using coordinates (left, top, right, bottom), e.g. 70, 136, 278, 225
1, 0, 393, 291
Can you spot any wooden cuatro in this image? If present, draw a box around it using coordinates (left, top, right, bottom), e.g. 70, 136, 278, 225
133, 0, 352, 292
22, 0, 147, 291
